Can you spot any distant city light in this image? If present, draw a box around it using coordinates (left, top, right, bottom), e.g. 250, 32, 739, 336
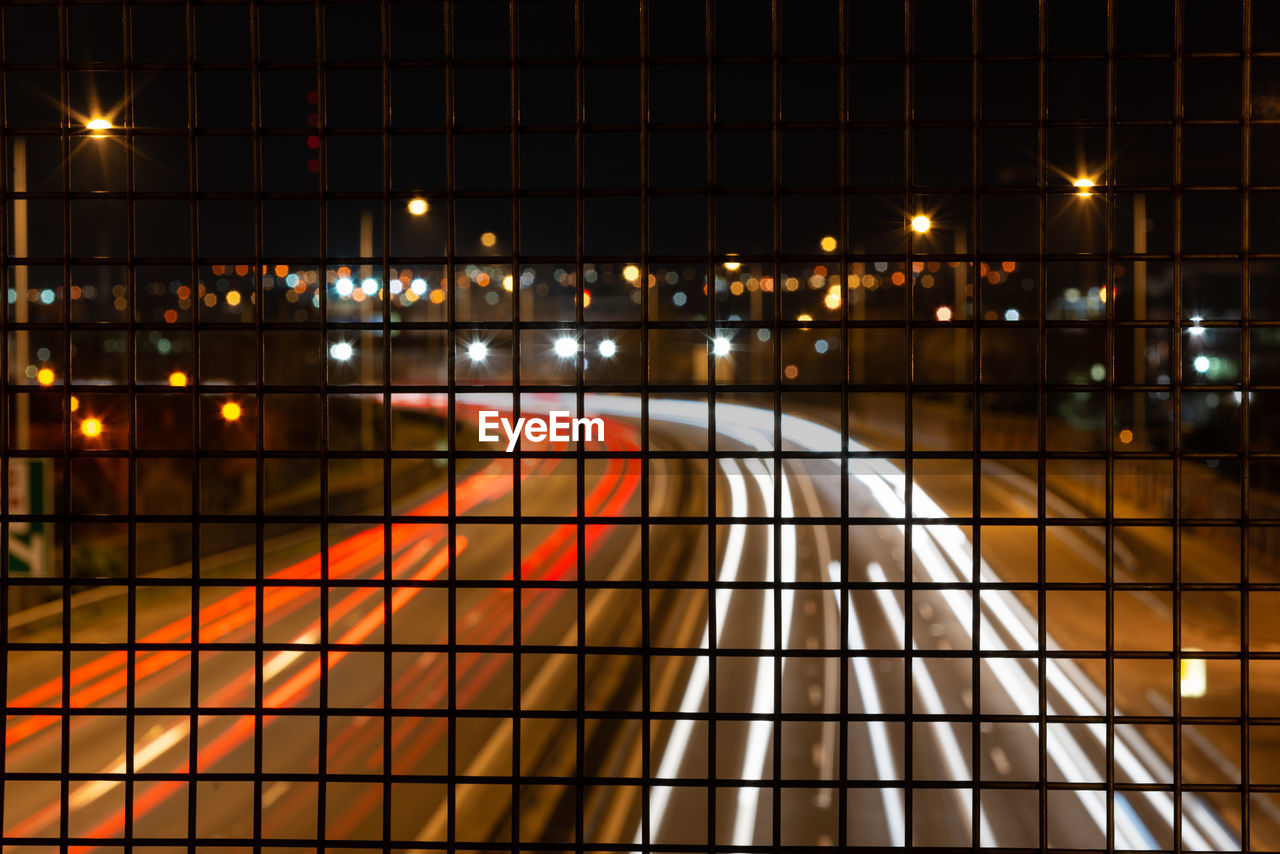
221, 401, 242, 422
1004, 308, 1020, 321
502, 275, 514, 292
86, 118, 112, 136
168, 371, 188, 387
467, 340, 488, 362
723, 257, 742, 272
35, 367, 54, 386
1119, 428, 1134, 445
335, 277, 354, 297
1189, 316, 1205, 336
622, 264, 641, 282
553, 336, 578, 358
1193, 355, 1211, 373
330, 341, 354, 361
80, 417, 103, 438
672, 292, 687, 306
598, 339, 617, 358
911, 215, 931, 234
712, 336, 732, 357
408, 197, 429, 216
360, 278, 379, 296
1074, 177, 1096, 197
480, 232, 498, 248
410, 278, 428, 296
819, 235, 838, 252
814, 339, 829, 354
69, 396, 79, 413
935, 305, 953, 322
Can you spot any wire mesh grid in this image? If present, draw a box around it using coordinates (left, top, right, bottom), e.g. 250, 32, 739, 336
1, 0, 1278, 851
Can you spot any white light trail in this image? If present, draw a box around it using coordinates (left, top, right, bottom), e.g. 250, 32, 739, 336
864, 561, 995, 846
446, 392, 1237, 852
640, 458, 750, 846
731, 457, 797, 846
828, 558, 904, 846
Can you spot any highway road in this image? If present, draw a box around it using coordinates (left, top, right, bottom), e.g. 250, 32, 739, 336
2, 395, 1259, 849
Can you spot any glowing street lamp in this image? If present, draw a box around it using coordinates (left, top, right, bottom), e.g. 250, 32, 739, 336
329, 341, 355, 361
553, 336, 578, 359
220, 401, 242, 422
407, 197, 429, 216
80, 417, 103, 438
712, 336, 732, 357
168, 371, 189, 387
467, 340, 489, 362
910, 215, 932, 234
1074, 177, 1096, 197
597, 339, 617, 358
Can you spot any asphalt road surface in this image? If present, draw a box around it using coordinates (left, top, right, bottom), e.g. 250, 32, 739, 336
2, 394, 1258, 850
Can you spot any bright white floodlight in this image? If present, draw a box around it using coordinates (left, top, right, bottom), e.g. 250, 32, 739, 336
712, 336, 732, 357
329, 341, 354, 361
467, 341, 488, 362
553, 336, 578, 358
597, 339, 617, 358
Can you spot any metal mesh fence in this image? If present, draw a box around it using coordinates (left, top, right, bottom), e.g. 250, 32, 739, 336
2, 0, 1278, 850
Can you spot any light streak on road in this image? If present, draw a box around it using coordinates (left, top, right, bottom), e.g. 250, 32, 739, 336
863, 560, 995, 845
5, 392, 1242, 849
567, 395, 1237, 851
732, 456, 797, 846
827, 559, 904, 846
5, 412, 643, 848
640, 458, 749, 846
